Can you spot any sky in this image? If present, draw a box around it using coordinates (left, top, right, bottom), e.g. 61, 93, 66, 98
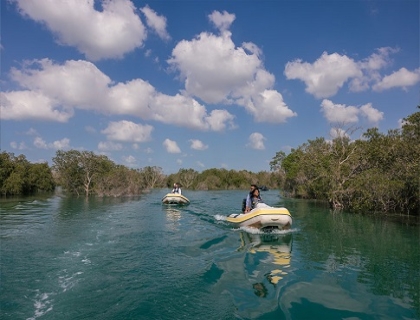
1, 0, 419, 174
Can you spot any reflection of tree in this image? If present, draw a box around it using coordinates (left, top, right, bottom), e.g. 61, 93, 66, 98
290, 203, 420, 317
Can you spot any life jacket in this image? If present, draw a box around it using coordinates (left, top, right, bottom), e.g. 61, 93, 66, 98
241, 194, 262, 212
241, 198, 246, 213
251, 197, 262, 209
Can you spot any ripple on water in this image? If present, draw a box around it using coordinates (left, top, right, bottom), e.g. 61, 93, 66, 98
1, 190, 418, 320
27, 290, 54, 320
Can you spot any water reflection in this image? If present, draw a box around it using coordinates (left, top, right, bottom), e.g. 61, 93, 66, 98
212, 231, 294, 318
164, 207, 181, 222
239, 232, 293, 289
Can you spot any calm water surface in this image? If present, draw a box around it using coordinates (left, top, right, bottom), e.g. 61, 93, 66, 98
1, 189, 419, 320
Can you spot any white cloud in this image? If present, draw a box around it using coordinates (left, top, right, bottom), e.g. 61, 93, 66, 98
208, 10, 235, 33
1, 91, 73, 122
10, 59, 111, 108
3, 59, 235, 131
13, 0, 146, 61
10, 141, 27, 150
251, 89, 297, 123
196, 161, 205, 168
168, 13, 296, 124
98, 141, 123, 151
50, 138, 70, 150
140, 5, 170, 41
372, 67, 420, 91
147, 93, 236, 130
329, 127, 349, 139
285, 52, 362, 98
189, 139, 208, 150
359, 103, 384, 123
247, 132, 266, 150
205, 109, 236, 131
25, 128, 39, 136
34, 136, 70, 149
285, 47, 418, 98
349, 48, 397, 92
85, 126, 96, 134
359, 47, 397, 71
321, 99, 359, 123
168, 31, 261, 104
163, 139, 181, 153
242, 42, 262, 57
122, 155, 136, 165
321, 99, 383, 124
101, 121, 153, 142
34, 137, 48, 149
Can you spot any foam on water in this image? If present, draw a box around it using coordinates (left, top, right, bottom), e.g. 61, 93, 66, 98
27, 290, 53, 320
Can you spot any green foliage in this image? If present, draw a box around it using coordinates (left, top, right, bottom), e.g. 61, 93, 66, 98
3, 171, 25, 195
53, 150, 148, 196
52, 150, 85, 196
269, 151, 286, 172
178, 168, 199, 189
27, 163, 55, 193
275, 110, 420, 215
1, 149, 282, 197
139, 166, 165, 189
95, 165, 144, 197
0, 151, 55, 196
5, 109, 417, 211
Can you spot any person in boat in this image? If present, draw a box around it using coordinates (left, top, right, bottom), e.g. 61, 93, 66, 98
244, 184, 262, 213
250, 188, 265, 210
171, 183, 182, 194
243, 184, 256, 212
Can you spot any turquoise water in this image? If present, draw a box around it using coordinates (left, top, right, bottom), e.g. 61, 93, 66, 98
1, 189, 419, 320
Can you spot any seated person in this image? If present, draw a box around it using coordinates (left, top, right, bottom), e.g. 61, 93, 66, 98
171, 183, 182, 194
245, 185, 262, 212
250, 188, 264, 210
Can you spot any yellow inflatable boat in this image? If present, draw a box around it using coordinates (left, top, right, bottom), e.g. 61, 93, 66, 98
161, 193, 190, 205
227, 204, 292, 230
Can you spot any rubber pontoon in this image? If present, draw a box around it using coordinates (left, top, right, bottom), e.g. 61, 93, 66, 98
161, 193, 190, 205
227, 204, 292, 230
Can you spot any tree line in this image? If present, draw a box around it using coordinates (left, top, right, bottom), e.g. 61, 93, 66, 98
0, 152, 55, 195
0, 150, 278, 197
1, 109, 418, 215
270, 110, 419, 215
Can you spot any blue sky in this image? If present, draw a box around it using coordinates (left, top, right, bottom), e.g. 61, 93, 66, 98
1, 0, 419, 174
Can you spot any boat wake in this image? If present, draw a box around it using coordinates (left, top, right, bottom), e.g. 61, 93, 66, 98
214, 214, 298, 234
238, 226, 299, 235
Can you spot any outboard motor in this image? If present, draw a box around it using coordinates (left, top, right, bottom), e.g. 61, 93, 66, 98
241, 198, 246, 213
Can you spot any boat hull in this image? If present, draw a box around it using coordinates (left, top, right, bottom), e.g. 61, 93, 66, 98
162, 193, 190, 205
227, 206, 292, 230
